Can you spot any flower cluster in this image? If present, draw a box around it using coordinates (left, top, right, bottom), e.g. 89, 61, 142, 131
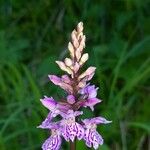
38, 22, 111, 150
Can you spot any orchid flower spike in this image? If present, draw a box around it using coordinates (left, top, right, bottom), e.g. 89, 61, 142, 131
38, 22, 111, 150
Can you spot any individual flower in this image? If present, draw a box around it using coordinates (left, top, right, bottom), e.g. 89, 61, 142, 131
78, 67, 96, 81
80, 85, 101, 111
60, 110, 84, 142
48, 75, 73, 94
40, 96, 60, 117
41, 122, 62, 150
82, 117, 112, 150
40, 96, 71, 117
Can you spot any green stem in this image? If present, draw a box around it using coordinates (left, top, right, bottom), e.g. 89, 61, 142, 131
70, 140, 76, 150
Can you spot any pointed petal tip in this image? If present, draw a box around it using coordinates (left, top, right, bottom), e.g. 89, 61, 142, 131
48, 74, 52, 79
36, 125, 40, 128
55, 60, 59, 64
78, 21, 83, 25
106, 120, 112, 124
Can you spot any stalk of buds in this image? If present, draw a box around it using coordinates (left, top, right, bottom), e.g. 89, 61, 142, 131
38, 22, 111, 150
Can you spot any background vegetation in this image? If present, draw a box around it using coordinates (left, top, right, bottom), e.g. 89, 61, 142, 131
0, 0, 150, 150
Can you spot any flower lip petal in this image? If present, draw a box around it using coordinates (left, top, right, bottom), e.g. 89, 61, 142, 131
42, 134, 62, 150
84, 129, 103, 149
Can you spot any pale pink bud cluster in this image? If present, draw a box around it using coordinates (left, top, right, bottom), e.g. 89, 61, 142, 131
56, 22, 89, 78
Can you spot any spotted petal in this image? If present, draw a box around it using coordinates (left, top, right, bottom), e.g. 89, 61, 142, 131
62, 122, 84, 142
84, 129, 103, 150
42, 135, 62, 150
60, 110, 84, 142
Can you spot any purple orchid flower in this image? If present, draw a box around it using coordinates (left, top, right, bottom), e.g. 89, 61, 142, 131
60, 110, 84, 142
40, 96, 71, 117
48, 75, 73, 94
40, 96, 60, 117
41, 123, 62, 150
82, 117, 112, 149
80, 85, 101, 111
38, 22, 111, 150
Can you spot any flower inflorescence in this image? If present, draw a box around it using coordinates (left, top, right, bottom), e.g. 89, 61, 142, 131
38, 22, 111, 150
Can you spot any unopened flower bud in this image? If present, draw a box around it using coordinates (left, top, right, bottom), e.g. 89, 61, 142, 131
71, 30, 77, 40
61, 75, 71, 84
73, 62, 80, 73
68, 42, 74, 58
56, 61, 73, 74
80, 53, 89, 65
77, 32, 83, 40
67, 95, 75, 104
48, 75, 61, 85
77, 22, 83, 33
65, 58, 72, 67
73, 39, 79, 48
80, 35, 86, 48
75, 48, 81, 61
79, 67, 96, 80
78, 81, 86, 88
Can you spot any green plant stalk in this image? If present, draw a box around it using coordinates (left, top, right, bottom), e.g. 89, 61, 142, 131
70, 140, 76, 150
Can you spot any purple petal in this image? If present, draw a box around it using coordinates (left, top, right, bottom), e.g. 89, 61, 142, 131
83, 117, 112, 125
59, 82, 73, 94
38, 112, 52, 129
61, 125, 70, 141
84, 129, 103, 150
76, 123, 85, 140
67, 95, 75, 104
74, 111, 83, 117
42, 135, 62, 150
91, 117, 112, 124
61, 75, 71, 84
88, 86, 98, 98
80, 85, 98, 98
62, 123, 84, 142
84, 98, 101, 111
49, 75, 73, 94
40, 96, 57, 111
48, 75, 61, 85
57, 103, 71, 113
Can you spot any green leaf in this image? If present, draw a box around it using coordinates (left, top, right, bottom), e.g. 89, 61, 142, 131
128, 122, 150, 133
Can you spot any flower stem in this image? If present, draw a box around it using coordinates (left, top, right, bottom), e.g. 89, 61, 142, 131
70, 140, 76, 150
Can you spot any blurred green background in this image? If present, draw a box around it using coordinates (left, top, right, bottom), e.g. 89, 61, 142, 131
0, 0, 150, 150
